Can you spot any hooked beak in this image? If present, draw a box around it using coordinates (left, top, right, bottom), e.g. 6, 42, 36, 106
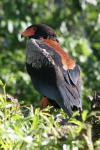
21, 27, 36, 38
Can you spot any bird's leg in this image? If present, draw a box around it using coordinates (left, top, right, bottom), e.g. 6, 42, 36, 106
40, 97, 50, 109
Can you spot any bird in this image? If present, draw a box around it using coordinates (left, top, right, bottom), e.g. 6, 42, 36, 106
21, 24, 82, 117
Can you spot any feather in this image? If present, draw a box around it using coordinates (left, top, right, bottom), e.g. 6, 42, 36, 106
26, 38, 82, 116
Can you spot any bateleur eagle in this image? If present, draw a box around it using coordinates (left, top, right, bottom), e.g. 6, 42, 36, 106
21, 24, 82, 117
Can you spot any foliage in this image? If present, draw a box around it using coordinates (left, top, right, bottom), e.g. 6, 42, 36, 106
0, 0, 100, 149
0, 81, 100, 150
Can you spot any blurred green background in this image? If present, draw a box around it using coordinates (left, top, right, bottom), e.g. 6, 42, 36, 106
0, 0, 100, 109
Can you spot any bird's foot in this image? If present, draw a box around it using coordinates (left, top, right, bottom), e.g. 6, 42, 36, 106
40, 97, 49, 109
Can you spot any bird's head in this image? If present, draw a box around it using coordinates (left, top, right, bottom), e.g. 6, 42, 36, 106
21, 24, 58, 42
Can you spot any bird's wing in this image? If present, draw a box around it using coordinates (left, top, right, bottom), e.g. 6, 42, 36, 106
41, 39, 82, 109
62, 65, 82, 108
28, 39, 82, 116
52, 63, 82, 117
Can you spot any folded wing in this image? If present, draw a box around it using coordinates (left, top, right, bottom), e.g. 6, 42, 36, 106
27, 39, 82, 116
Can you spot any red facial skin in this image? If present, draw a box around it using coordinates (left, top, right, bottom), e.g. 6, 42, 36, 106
21, 27, 37, 37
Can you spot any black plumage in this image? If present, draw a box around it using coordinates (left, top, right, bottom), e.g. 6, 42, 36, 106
21, 24, 82, 117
